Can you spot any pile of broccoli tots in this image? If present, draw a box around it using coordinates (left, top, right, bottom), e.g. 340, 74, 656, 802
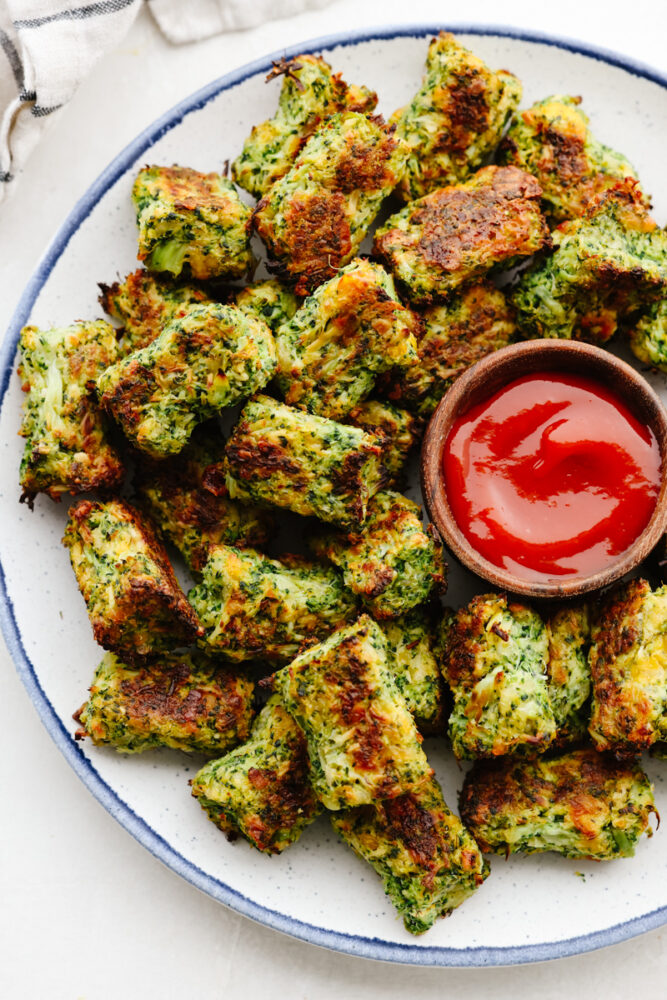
17, 33, 667, 936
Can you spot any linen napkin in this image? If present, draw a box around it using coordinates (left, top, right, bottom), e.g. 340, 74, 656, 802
0, 0, 335, 204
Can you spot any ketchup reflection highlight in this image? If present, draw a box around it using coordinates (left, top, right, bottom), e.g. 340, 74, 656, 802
442, 373, 662, 582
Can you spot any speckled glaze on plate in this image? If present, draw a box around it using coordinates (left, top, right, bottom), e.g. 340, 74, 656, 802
1, 25, 667, 966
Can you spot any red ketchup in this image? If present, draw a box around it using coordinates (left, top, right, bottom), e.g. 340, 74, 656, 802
442, 372, 662, 582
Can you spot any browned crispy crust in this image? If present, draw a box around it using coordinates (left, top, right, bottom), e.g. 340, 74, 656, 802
382, 793, 440, 869
258, 190, 352, 295
136, 443, 270, 572
139, 165, 236, 217
330, 450, 384, 522
221, 437, 301, 482
425, 290, 512, 372
379, 283, 515, 410
500, 101, 590, 191
377, 791, 483, 879
459, 749, 649, 852
373, 166, 550, 303
91, 658, 252, 743
588, 579, 658, 755
334, 125, 401, 193
244, 766, 311, 851
253, 118, 403, 295
320, 622, 427, 796
539, 121, 588, 187
98, 269, 210, 352
592, 582, 646, 674
441, 593, 514, 689
409, 167, 543, 271
236, 733, 316, 853
443, 71, 491, 152
96, 359, 155, 436
66, 499, 203, 658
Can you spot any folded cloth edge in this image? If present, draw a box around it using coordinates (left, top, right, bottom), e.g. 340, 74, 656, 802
147, 0, 337, 45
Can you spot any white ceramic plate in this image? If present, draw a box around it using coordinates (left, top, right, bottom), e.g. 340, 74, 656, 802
2, 24, 667, 967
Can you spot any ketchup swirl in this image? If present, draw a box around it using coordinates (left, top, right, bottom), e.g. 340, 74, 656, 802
442, 372, 662, 582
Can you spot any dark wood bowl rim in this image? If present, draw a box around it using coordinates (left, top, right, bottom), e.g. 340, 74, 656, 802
420, 339, 667, 599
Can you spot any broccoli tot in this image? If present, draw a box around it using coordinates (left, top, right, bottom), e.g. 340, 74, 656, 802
253, 111, 409, 295
188, 544, 357, 664
310, 491, 446, 619
459, 749, 656, 860
217, 394, 385, 529
331, 775, 488, 934
629, 296, 667, 371
275, 259, 419, 420
99, 268, 211, 354
381, 611, 445, 734
18, 320, 124, 504
588, 578, 667, 755
440, 593, 556, 759
545, 603, 591, 746
512, 180, 667, 343
232, 53, 377, 199
274, 615, 433, 810
96, 303, 276, 458
345, 399, 422, 486
373, 165, 550, 305
191, 696, 322, 854
379, 283, 516, 417
393, 31, 522, 201
74, 651, 254, 755
135, 423, 272, 573
499, 95, 645, 223
233, 278, 298, 332
132, 165, 254, 281
63, 499, 203, 659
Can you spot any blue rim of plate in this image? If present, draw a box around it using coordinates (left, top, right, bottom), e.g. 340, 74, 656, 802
2, 21, 667, 967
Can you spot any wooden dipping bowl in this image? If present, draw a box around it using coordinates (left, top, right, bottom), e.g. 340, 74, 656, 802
420, 339, 667, 599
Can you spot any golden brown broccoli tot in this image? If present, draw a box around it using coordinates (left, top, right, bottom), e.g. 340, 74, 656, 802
217, 394, 385, 529
133, 165, 253, 281
499, 94, 645, 223
440, 593, 556, 759
253, 111, 408, 295
232, 54, 377, 199
379, 283, 516, 417
191, 696, 322, 854
588, 578, 667, 755
63, 498, 202, 659
274, 615, 433, 810
188, 544, 357, 663
18, 320, 124, 504
275, 258, 418, 420
460, 749, 655, 860
310, 491, 446, 619
74, 650, 254, 755
394, 31, 522, 200
96, 303, 276, 458
512, 181, 667, 343
332, 775, 487, 934
373, 165, 550, 305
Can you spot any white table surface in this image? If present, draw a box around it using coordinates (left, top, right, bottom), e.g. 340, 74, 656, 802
2, 1, 667, 995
